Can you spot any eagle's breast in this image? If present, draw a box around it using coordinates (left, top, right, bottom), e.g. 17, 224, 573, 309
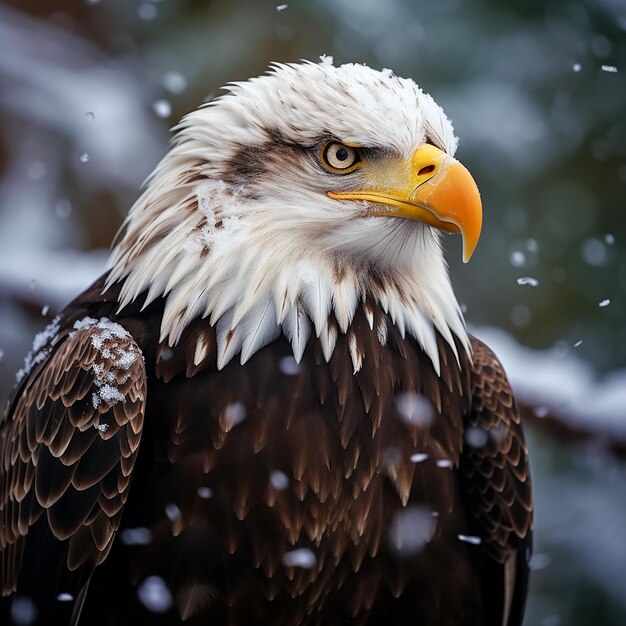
69, 285, 482, 626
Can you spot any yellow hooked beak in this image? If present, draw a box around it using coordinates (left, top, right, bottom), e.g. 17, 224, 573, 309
327, 144, 482, 263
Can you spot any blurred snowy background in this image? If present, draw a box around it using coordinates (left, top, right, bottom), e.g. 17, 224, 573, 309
0, 0, 624, 624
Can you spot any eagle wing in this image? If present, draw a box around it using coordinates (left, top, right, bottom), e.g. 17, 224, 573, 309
460, 336, 533, 626
0, 319, 146, 622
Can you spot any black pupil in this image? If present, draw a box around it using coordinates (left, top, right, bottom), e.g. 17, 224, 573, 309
336, 147, 349, 162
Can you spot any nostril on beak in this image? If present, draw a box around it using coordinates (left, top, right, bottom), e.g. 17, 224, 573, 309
418, 165, 435, 176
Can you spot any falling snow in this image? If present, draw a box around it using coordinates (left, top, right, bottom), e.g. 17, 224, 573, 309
598, 299, 610, 308
282, 548, 317, 568
601, 65, 618, 73
221, 402, 247, 429
509, 250, 525, 267
10, 596, 38, 625
56, 593, 74, 602
137, 576, 172, 613
270, 470, 289, 490
152, 99, 172, 118
279, 355, 301, 375
465, 426, 488, 449
394, 392, 434, 427
55, 199, 72, 219
197, 487, 213, 499
530, 553, 552, 570
120, 527, 153, 545
581, 238, 607, 266
165, 503, 181, 522
138, 4, 157, 21
162, 72, 187, 94
517, 277, 539, 287
389, 506, 435, 555
79, 152, 90, 163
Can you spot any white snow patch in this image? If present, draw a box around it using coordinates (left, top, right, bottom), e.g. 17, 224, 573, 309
137, 576, 172, 613
16, 315, 61, 382
319, 54, 334, 66
72, 317, 139, 410
193, 181, 246, 253
10, 596, 38, 625
458, 534, 482, 545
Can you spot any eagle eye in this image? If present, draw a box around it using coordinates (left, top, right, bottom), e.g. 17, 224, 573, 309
321, 142, 361, 173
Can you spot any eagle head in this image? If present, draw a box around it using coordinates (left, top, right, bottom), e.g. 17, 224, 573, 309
107, 61, 482, 372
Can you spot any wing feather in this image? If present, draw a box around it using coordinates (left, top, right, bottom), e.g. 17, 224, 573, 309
0, 319, 146, 623
459, 336, 533, 626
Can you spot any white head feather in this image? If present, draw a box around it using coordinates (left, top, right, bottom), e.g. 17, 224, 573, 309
106, 61, 469, 373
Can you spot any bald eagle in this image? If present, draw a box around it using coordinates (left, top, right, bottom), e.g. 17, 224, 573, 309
0, 61, 532, 626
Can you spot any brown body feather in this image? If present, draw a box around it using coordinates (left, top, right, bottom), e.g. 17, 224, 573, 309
0, 275, 532, 625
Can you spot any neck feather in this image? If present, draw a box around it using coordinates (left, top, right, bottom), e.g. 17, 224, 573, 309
107, 166, 469, 376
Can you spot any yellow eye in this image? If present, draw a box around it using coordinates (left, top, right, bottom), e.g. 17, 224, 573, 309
321, 142, 361, 172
